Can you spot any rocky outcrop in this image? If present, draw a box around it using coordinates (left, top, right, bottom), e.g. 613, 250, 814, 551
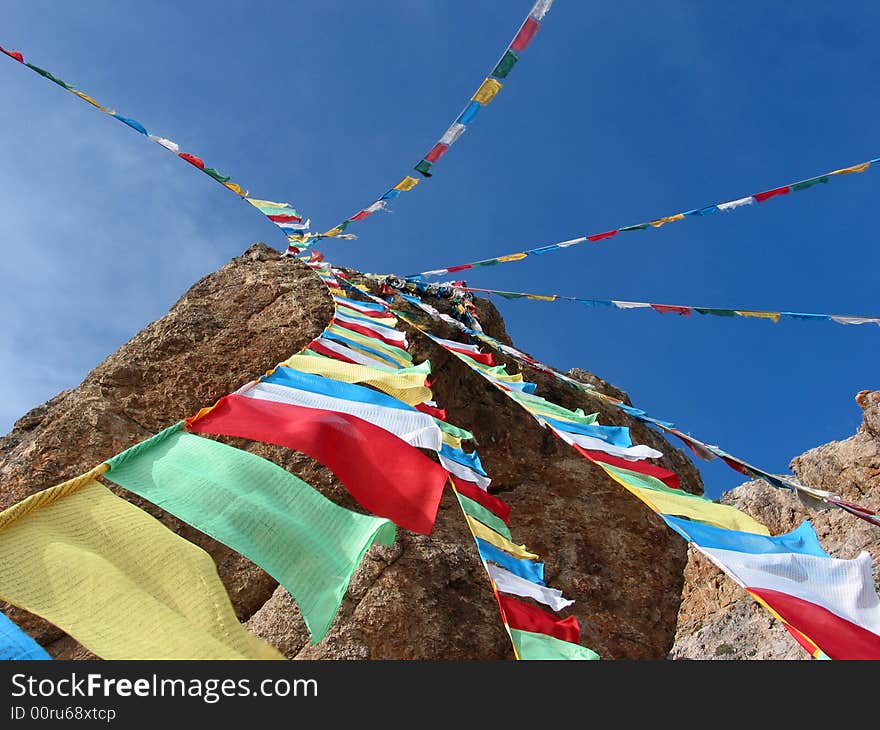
671, 390, 880, 659
1, 243, 705, 659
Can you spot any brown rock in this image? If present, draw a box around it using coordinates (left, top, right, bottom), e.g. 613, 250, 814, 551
1, 244, 704, 659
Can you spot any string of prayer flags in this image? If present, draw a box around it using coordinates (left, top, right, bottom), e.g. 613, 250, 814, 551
0, 44, 311, 252
313, 1, 554, 243
103, 423, 396, 642
382, 284, 880, 657
0, 466, 283, 660
459, 286, 880, 329
0, 612, 50, 660
309, 260, 598, 660
400, 285, 880, 525
407, 155, 880, 279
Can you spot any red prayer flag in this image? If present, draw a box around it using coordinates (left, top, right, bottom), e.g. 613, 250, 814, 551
497, 595, 580, 643
331, 317, 404, 348
754, 185, 791, 202
340, 307, 395, 321
651, 304, 691, 316
309, 250, 324, 263
414, 402, 447, 420
443, 345, 494, 365
425, 142, 449, 163
178, 152, 205, 169
446, 264, 474, 273
452, 476, 510, 525
575, 447, 681, 489
307, 340, 358, 364
268, 213, 303, 223
1, 47, 24, 63
186, 394, 449, 534
748, 588, 880, 660
350, 210, 372, 221
510, 18, 540, 52
587, 230, 618, 242
721, 456, 751, 476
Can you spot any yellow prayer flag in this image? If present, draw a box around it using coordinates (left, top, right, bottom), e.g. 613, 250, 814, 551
280, 354, 432, 406
442, 432, 463, 450
394, 176, 420, 192
71, 90, 108, 112
471, 77, 503, 105
596, 462, 768, 534
491, 371, 524, 383
224, 182, 248, 196
604, 472, 770, 535
245, 197, 291, 208
736, 310, 781, 323
496, 253, 528, 263
829, 162, 870, 175
649, 213, 685, 228
0, 470, 282, 660
323, 228, 343, 237
465, 515, 539, 559
526, 294, 557, 302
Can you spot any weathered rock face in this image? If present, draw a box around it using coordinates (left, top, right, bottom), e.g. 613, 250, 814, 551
671, 390, 880, 660
0, 243, 704, 660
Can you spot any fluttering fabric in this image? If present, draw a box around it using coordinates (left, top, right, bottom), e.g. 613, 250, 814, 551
475, 538, 544, 584
700, 544, 880, 659
498, 595, 580, 643
486, 563, 573, 611
457, 493, 512, 539
509, 628, 599, 660
186, 394, 448, 535
0, 612, 50, 660
453, 476, 510, 524
407, 156, 879, 278
238, 380, 442, 451
596, 461, 770, 534
0, 467, 282, 659
103, 424, 396, 641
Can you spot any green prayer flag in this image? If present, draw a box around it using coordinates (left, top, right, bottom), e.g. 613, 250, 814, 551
456, 493, 511, 539
204, 167, 231, 183
618, 223, 649, 231
510, 628, 600, 660
26, 63, 74, 89
435, 419, 474, 441
492, 49, 519, 79
600, 462, 699, 499
326, 325, 413, 362
792, 175, 829, 191
104, 422, 396, 642
509, 392, 599, 425
471, 259, 501, 267
694, 307, 736, 317
496, 291, 525, 300
414, 160, 433, 177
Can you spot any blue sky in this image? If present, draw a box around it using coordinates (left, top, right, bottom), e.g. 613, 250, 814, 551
2, 1, 877, 499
